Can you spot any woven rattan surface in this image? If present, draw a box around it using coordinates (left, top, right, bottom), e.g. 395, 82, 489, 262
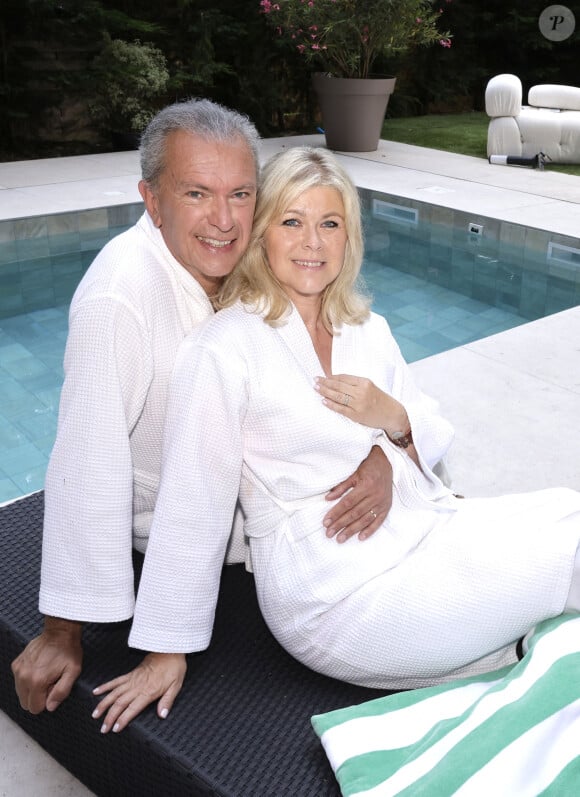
0, 492, 389, 796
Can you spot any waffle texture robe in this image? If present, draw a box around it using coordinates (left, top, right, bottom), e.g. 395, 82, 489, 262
39, 213, 218, 623
130, 301, 580, 688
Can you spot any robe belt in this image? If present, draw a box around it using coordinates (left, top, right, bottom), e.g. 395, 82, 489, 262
241, 465, 458, 544
241, 464, 331, 541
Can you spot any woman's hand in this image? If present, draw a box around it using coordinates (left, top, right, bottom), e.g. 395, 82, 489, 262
91, 652, 187, 733
315, 374, 408, 432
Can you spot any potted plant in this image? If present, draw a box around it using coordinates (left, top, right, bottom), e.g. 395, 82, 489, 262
90, 37, 170, 150
260, 0, 452, 151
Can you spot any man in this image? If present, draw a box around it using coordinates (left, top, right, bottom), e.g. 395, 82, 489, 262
12, 98, 393, 716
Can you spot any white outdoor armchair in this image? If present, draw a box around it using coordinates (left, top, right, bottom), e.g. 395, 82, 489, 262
485, 73, 580, 163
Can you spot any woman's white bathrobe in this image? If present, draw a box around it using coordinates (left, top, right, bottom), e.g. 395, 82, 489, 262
39, 213, 218, 623
130, 301, 580, 689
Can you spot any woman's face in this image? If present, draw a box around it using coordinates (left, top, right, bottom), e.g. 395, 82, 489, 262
263, 186, 347, 308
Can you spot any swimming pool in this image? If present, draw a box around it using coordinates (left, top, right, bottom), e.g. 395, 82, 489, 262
1, 191, 579, 502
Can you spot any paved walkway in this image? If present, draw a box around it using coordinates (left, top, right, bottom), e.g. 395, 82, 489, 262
2, 134, 580, 235
1, 137, 579, 795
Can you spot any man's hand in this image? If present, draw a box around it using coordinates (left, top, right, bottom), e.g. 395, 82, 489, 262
91, 652, 187, 733
323, 445, 393, 543
11, 617, 84, 714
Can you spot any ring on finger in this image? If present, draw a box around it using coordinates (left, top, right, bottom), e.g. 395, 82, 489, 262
343, 393, 350, 407
369, 509, 377, 520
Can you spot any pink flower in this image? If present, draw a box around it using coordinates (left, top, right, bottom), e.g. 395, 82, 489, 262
261, 0, 281, 13
439, 38, 452, 47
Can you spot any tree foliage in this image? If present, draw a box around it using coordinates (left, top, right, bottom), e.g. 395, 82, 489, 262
90, 38, 170, 133
0, 0, 578, 158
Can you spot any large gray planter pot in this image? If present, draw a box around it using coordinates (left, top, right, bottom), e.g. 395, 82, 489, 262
312, 73, 396, 152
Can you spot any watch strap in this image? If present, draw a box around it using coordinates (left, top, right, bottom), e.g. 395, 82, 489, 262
387, 428, 413, 449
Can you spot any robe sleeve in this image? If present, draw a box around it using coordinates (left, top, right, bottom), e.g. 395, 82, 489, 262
39, 296, 152, 622
129, 333, 245, 652
376, 315, 454, 470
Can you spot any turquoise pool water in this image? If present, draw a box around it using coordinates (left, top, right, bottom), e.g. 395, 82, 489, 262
1, 194, 579, 503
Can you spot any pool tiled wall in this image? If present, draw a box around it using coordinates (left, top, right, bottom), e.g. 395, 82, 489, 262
360, 188, 580, 322
0, 202, 143, 319
1, 193, 579, 324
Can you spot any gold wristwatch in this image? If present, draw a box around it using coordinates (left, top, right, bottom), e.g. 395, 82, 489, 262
387, 428, 413, 449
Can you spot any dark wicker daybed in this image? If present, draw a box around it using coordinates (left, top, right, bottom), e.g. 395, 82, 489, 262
0, 492, 389, 796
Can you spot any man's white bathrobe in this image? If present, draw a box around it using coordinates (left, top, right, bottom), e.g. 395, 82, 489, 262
130, 301, 580, 689
39, 213, 218, 623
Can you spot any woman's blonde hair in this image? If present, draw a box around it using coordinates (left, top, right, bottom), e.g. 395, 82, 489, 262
217, 146, 370, 329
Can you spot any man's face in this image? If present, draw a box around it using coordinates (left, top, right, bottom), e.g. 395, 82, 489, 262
139, 130, 257, 295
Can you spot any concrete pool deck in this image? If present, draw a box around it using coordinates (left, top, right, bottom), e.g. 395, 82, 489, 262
1, 137, 579, 795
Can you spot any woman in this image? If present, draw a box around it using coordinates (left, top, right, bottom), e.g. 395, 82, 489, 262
92, 146, 580, 733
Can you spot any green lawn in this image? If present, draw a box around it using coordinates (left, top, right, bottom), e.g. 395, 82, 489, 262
381, 112, 580, 177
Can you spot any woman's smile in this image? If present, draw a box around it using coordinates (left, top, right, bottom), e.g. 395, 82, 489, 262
293, 258, 325, 268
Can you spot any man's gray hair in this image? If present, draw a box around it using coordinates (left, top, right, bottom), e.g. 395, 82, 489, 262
140, 98, 261, 187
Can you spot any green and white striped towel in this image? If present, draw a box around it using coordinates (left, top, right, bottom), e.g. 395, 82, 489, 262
311, 615, 580, 796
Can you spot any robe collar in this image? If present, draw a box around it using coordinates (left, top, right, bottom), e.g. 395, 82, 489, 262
138, 212, 214, 312
274, 302, 339, 379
